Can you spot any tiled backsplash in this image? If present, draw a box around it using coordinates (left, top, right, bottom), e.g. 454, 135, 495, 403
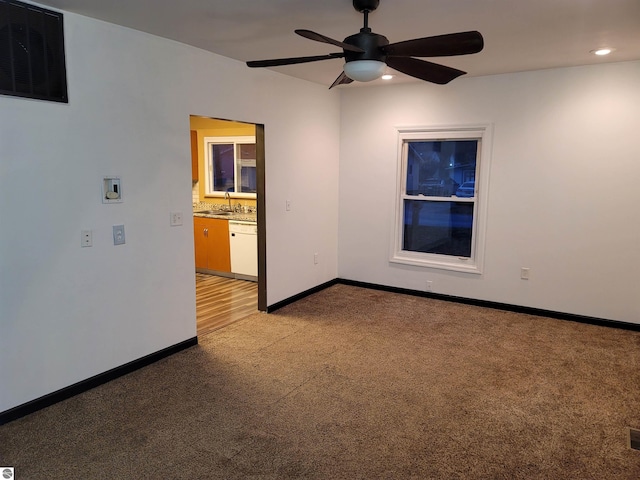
193, 201, 257, 214
192, 180, 257, 213
192, 181, 200, 204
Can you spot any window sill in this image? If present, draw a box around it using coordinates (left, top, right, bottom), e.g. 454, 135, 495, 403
390, 252, 482, 275
205, 193, 256, 200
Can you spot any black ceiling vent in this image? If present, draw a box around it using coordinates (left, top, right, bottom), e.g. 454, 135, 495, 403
0, 0, 68, 103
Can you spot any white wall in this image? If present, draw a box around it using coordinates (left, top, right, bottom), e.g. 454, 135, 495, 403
0, 12, 340, 413
339, 61, 640, 324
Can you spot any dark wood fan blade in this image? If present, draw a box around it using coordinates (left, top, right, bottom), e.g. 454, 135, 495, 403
296, 29, 364, 53
247, 52, 344, 68
329, 71, 354, 89
383, 31, 484, 57
385, 57, 466, 84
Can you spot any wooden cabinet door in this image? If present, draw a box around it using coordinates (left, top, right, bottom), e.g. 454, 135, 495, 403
193, 217, 231, 273
193, 217, 209, 269
207, 219, 231, 272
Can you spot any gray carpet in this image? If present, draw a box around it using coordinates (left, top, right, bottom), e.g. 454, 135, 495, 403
2, 284, 640, 479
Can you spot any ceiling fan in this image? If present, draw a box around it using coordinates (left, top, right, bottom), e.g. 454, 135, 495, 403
246, 0, 484, 88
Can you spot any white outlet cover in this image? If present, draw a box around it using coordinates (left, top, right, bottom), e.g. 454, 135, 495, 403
170, 212, 183, 226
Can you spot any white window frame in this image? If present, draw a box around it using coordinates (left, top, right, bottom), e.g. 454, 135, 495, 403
391, 124, 492, 274
204, 136, 257, 198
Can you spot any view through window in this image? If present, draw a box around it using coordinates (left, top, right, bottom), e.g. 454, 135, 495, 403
403, 139, 477, 257
206, 136, 257, 196
392, 125, 491, 274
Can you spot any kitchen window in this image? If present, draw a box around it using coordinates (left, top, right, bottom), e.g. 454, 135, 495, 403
391, 125, 492, 274
204, 136, 257, 197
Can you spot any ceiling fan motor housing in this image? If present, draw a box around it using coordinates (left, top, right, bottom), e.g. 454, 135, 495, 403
344, 31, 389, 63
353, 0, 380, 13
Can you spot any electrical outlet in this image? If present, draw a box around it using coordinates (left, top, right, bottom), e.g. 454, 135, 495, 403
81, 230, 92, 247
314, 252, 319, 264
521, 267, 530, 280
170, 211, 183, 226
426, 280, 433, 292
286, 199, 291, 211
113, 225, 125, 245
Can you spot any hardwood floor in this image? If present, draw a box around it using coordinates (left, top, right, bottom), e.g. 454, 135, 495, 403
196, 273, 258, 336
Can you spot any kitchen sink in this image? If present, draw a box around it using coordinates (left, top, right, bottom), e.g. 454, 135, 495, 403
196, 210, 233, 216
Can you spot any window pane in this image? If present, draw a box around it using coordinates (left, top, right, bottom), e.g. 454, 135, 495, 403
238, 144, 256, 159
406, 140, 477, 197
211, 144, 234, 192
236, 144, 257, 193
403, 200, 474, 257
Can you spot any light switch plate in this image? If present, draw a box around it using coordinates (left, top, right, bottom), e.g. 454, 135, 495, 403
113, 225, 125, 245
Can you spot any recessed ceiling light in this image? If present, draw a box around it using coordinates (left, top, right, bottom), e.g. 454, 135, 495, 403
591, 48, 614, 56
381, 74, 394, 80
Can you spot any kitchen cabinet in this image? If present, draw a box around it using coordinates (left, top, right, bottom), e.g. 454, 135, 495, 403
194, 217, 231, 272
190, 130, 199, 182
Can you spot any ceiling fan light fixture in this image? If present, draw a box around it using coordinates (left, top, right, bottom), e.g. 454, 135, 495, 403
591, 48, 614, 56
344, 60, 387, 82
381, 73, 394, 80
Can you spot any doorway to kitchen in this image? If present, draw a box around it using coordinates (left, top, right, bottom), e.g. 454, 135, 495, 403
189, 115, 266, 336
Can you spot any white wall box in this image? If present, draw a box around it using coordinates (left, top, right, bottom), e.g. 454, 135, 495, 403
102, 177, 122, 203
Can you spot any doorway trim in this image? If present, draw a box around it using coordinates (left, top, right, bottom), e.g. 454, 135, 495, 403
256, 124, 267, 311
190, 115, 266, 312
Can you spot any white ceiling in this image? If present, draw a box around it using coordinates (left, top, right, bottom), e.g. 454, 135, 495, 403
36, 0, 640, 88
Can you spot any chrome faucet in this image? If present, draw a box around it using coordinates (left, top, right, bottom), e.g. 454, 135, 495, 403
224, 192, 231, 211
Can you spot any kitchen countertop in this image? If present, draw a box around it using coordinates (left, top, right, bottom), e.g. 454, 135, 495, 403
193, 202, 257, 223
194, 210, 257, 222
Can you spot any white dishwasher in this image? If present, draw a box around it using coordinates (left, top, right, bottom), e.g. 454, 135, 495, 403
228, 221, 258, 279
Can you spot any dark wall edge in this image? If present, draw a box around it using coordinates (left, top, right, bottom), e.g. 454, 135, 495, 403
266, 279, 340, 313
338, 278, 640, 331
0, 336, 198, 425
269, 277, 640, 332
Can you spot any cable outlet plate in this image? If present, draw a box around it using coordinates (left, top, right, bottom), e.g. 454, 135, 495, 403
81, 230, 92, 247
